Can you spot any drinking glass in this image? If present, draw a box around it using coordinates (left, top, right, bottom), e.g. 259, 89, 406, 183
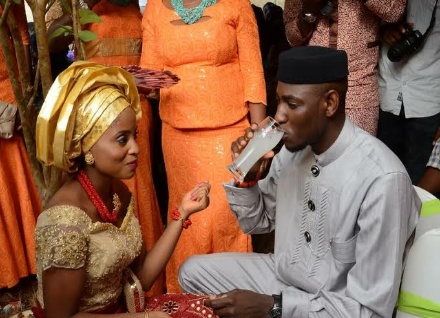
227, 116, 284, 182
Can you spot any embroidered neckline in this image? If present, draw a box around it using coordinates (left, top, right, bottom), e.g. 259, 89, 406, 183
42, 197, 134, 232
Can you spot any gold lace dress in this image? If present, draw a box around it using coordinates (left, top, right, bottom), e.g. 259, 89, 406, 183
35, 199, 142, 312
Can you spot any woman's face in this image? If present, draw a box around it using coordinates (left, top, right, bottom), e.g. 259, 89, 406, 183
90, 107, 139, 179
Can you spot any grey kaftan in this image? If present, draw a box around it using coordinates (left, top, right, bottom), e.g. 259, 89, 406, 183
179, 119, 420, 317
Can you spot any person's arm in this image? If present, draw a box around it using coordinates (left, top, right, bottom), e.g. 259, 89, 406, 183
283, 0, 321, 46
363, 0, 406, 23
248, 102, 266, 125
214, 172, 420, 317
140, 1, 163, 70
418, 139, 440, 195
132, 183, 210, 290
38, 217, 88, 318
44, 268, 157, 317
37, 211, 149, 318
224, 146, 288, 235
418, 167, 440, 195
235, 0, 266, 123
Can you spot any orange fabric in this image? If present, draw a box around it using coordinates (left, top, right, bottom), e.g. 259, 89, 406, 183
84, 0, 143, 66
162, 120, 253, 292
0, 4, 42, 288
141, 0, 266, 292
141, 0, 266, 129
146, 293, 219, 317
86, 0, 164, 296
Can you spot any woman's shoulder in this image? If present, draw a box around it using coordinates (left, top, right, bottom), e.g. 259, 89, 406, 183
37, 206, 92, 236
38, 181, 92, 229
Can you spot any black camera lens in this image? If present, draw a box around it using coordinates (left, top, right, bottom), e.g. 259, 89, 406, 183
387, 27, 424, 62
321, 1, 334, 16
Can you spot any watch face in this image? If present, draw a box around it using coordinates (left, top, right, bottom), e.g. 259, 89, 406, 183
269, 307, 282, 318
303, 13, 317, 23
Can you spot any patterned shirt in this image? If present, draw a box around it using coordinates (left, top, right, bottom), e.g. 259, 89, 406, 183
283, 0, 405, 110
427, 139, 440, 169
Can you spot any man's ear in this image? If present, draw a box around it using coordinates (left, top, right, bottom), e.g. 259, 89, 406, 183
323, 89, 340, 118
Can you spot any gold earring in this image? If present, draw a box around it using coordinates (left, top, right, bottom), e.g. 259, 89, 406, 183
84, 152, 95, 166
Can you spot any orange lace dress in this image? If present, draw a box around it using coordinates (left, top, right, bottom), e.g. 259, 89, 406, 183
45, 0, 165, 295
0, 4, 42, 288
141, 0, 266, 292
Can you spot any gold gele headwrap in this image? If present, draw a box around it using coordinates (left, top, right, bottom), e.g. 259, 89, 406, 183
36, 61, 141, 172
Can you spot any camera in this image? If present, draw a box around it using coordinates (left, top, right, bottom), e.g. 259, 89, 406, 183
320, 0, 334, 16
387, 24, 424, 62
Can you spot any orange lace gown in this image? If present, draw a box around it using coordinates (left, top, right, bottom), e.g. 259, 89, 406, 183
141, 0, 266, 292
82, 0, 165, 295
0, 4, 42, 288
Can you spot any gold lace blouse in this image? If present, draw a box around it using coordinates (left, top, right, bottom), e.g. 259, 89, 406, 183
35, 199, 142, 312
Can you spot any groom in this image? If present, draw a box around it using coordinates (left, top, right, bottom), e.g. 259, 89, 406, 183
178, 46, 420, 318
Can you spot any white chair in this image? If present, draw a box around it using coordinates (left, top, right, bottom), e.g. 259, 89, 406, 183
413, 186, 440, 241
395, 228, 440, 317
395, 186, 440, 317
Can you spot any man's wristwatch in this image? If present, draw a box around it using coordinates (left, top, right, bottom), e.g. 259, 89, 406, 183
302, 12, 317, 23
268, 294, 282, 318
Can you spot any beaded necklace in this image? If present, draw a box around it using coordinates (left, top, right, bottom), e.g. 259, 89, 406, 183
171, 0, 216, 25
77, 170, 121, 224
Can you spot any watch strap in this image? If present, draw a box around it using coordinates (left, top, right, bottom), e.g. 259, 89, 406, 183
272, 294, 282, 308
269, 294, 282, 318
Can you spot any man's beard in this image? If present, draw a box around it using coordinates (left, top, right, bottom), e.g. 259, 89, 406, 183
285, 143, 307, 153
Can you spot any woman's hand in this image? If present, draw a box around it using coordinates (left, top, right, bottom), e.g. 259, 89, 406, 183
179, 182, 211, 218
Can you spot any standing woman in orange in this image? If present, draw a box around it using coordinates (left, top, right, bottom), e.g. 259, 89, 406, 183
141, 0, 266, 292
46, 0, 165, 295
0, 2, 42, 288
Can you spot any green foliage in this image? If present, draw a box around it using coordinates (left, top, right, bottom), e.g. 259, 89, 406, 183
79, 8, 102, 24
60, 0, 72, 14
48, 3, 102, 43
78, 30, 97, 41
48, 25, 73, 40
12, 0, 21, 4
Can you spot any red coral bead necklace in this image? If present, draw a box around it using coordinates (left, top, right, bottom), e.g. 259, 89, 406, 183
77, 170, 121, 224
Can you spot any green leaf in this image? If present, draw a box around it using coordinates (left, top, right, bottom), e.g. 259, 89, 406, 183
60, 0, 72, 14
78, 30, 97, 42
12, 0, 21, 4
79, 8, 103, 24
49, 25, 73, 40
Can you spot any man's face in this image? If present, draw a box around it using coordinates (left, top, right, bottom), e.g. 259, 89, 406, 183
274, 81, 328, 153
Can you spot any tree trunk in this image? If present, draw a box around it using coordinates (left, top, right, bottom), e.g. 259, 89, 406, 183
1, 0, 62, 207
